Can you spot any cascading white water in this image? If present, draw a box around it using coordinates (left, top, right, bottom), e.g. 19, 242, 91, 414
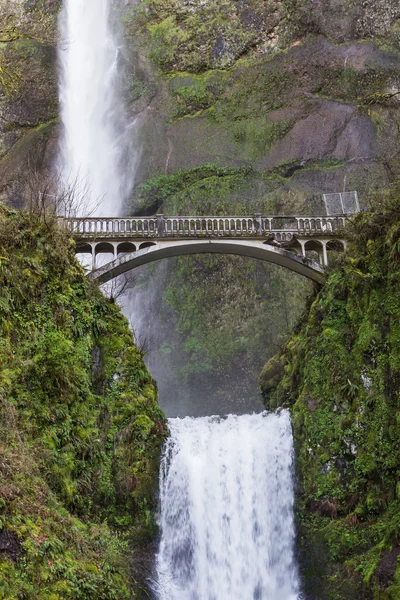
58, 0, 137, 216
155, 410, 301, 600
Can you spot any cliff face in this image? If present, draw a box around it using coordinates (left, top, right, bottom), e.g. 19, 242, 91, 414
0, 0, 59, 198
119, 0, 400, 412
125, 0, 400, 203
261, 191, 400, 599
2, 0, 400, 203
0, 205, 166, 598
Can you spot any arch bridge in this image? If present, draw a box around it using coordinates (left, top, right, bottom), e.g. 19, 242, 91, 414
65, 214, 350, 285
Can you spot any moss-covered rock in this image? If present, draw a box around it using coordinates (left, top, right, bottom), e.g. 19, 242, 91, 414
140, 0, 283, 73
0, 1, 58, 165
261, 189, 400, 599
0, 204, 166, 599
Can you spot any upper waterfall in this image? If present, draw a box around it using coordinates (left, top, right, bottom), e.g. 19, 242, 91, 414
155, 410, 301, 600
58, 0, 137, 216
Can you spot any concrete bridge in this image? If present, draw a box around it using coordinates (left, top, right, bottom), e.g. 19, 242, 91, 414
66, 213, 350, 285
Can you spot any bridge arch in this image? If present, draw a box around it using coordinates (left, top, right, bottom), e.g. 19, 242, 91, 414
87, 239, 326, 285
95, 242, 115, 256
139, 241, 157, 250
304, 239, 324, 265
76, 242, 93, 255
327, 240, 345, 252
117, 242, 136, 255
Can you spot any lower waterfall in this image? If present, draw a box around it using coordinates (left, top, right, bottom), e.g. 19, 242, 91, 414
154, 410, 301, 600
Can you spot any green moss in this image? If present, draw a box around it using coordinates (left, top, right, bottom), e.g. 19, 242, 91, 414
139, 0, 284, 73
262, 189, 400, 598
232, 118, 295, 161
148, 15, 188, 71
130, 164, 264, 215
169, 71, 227, 118
0, 205, 166, 598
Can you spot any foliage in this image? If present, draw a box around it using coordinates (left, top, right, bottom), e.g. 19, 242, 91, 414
128, 164, 312, 415
0, 205, 166, 599
261, 189, 400, 598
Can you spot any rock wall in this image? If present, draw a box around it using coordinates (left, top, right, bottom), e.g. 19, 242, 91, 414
261, 191, 400, 599
0, 0, 59, 199
2, 0, 400, 204
120, 0, 400, 205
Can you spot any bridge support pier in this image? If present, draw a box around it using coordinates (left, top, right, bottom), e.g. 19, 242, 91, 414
321, 241, 328, 267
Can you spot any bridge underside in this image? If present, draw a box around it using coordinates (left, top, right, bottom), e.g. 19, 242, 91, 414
87, 239, 326, 285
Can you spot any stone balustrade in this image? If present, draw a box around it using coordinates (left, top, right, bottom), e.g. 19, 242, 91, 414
65, 214, 348, 240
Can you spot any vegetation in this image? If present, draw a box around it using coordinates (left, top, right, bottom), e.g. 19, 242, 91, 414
128, 164, 313, 415
0, 205, 166, 599
2, 1, 400, 597
261, 189, 400, 598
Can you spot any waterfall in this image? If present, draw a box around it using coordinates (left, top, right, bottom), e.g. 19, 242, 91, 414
155, 410, 301, 600
58, 0, 137, 216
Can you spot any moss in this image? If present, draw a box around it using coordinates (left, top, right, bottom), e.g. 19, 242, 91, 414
261, 188, 400, 598
168, 71, 228, 118
142, 0, 283, 73
232, 118, 295, 161
260, 354, 285, 410
128, 162, 313, 414
130, 164, 265, 215
0, 205, 167, 598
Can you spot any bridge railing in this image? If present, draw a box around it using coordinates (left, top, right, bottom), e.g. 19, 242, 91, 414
65, 214, 348, 239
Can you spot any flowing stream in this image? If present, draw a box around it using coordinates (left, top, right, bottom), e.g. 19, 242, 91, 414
58, 0, 137, 216
155, 411, 301, 600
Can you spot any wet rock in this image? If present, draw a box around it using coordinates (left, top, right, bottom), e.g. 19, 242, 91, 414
375, 546, 400, 587
0, 528, 23, 563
